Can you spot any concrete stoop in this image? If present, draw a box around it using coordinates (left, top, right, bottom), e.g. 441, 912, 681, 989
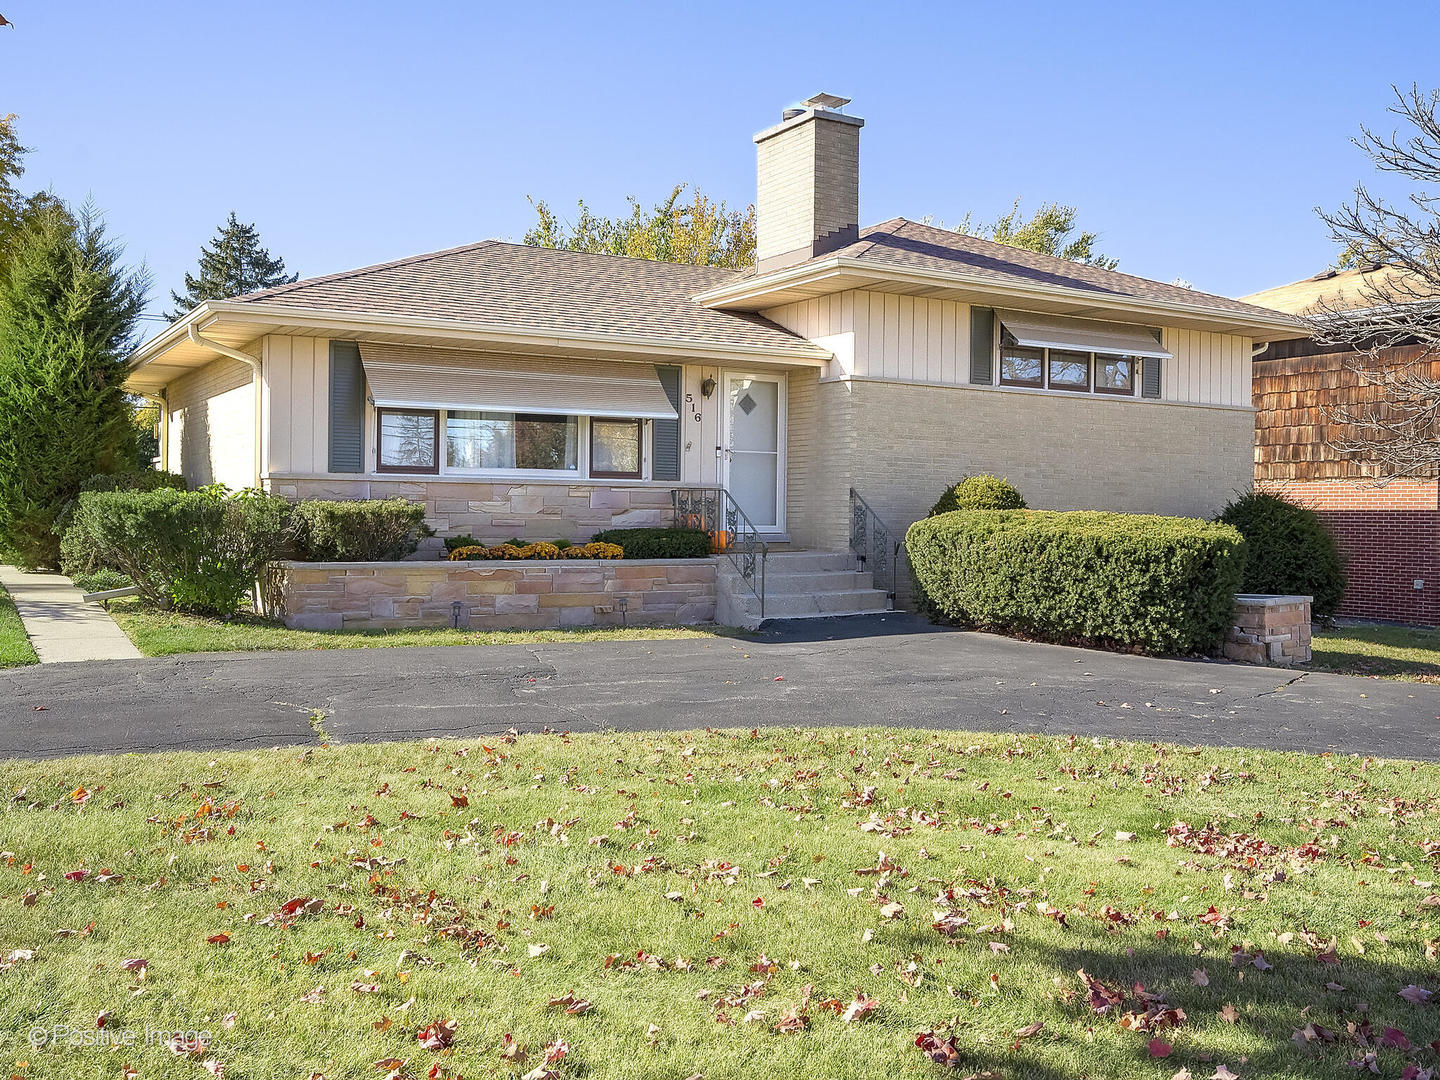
716, 550, 892, 629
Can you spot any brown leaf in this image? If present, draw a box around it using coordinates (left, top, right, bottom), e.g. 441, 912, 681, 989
1014, 1020, 1044, 1039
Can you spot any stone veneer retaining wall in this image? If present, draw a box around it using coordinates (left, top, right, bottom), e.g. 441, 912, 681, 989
1224, 594, 1312, 666
266, 478, 677, 543
270, 558, 716, 631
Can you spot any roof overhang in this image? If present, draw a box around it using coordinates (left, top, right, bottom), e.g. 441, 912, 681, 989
693, 257, 1306, 339
127, 301, 833, 395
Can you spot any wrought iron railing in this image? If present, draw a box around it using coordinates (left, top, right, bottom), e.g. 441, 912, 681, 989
671, 487, 767, 619
849, 488, 903, 606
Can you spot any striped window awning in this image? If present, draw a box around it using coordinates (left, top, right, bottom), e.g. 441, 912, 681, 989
357, 343, 679, 419
996, 310, 1172, 359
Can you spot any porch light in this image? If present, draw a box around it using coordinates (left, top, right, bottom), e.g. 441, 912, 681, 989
700, 377, 717, 399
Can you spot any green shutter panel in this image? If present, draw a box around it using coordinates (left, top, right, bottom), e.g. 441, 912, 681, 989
1141, 356, 1163, 399
969, 307, 995, 384
651, 365, 682, 481
328, 341, 365, 473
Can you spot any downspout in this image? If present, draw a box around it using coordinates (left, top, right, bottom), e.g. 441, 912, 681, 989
187, 324, 264, 489
1251, 342, 1270, 358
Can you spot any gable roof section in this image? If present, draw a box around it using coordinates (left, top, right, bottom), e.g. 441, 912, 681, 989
1241, 264, 1433, 316
698, 218, 1301, 336
229, 240, 815, 355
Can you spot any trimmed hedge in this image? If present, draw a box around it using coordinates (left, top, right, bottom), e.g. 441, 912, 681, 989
930, 475, 1026, 516
290, 498, 426, 562
590, 527, 710, 559
64, 486, 291, 616
448, 542, 623, 561
906, 509, 1246, 654
1217, 492, 1345, 617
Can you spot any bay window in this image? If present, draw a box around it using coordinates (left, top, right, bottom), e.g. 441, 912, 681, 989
380, 408, 647, 478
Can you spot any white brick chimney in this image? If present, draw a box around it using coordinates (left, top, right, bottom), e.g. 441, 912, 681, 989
753, 93, 864, 274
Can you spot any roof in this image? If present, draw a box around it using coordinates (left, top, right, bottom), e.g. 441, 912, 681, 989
701, 218, 1301, 335
228, 240, 813, 355
1241, 264, 1431, 316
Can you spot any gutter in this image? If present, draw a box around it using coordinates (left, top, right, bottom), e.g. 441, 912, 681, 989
187, 324, 264, 488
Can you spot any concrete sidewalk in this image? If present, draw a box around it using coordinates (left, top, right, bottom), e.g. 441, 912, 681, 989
0, 565, 141, 663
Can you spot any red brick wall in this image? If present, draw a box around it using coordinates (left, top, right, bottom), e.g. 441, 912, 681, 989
1316, 511, 1440, 625
1260, 478, 1440, 511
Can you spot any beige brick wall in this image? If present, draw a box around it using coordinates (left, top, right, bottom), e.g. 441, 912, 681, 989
791, 380, 1254, 589
268, 477, 677, 543
166, 356, 255, 489
273, 558, 715, 630
755, 112, 860, 268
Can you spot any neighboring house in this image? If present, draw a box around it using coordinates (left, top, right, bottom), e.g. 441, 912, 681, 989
1244, 266, 1440, 624
128, 93, 1298, 613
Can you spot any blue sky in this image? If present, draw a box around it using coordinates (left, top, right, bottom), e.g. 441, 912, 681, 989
4, 0, 1437, 328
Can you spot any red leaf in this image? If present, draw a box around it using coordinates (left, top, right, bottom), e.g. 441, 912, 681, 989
1149, 1039, 1173, 1058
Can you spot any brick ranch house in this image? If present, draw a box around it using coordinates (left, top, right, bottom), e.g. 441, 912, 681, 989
1244, 265, 1440, 624
127, 93, 1299, 619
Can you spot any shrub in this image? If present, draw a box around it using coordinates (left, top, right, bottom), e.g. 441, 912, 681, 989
1217, 491, 1345, 617
590, 527, 709, 559
444, 534, 480, 553
57, 470, 189, 578
290, 498, 426, 562
905, 509, 1246, 654
64, 486, 291, 616
929, 475, 1026, 517
69, 568, 134, 595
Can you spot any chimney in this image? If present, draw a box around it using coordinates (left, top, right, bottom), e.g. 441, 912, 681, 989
753, 93, 864, 274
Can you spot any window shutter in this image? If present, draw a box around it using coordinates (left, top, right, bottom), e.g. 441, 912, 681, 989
969, 307, 995, 385
328, 341, 366, 472
1141, 356, 1163, 399
651, 364, 682, 481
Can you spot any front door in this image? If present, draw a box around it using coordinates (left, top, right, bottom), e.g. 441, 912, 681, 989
720, 372, 785, 532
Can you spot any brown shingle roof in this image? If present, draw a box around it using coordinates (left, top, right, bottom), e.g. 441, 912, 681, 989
232, 240, 819, 354
740, 218, 1289, 324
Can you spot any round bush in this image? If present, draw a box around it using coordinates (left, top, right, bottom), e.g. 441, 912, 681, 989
1217, 492, 1345, 617
929, 475, 1026, 516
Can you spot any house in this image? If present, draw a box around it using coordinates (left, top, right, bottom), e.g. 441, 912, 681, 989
128, 94, 1299, 618
1244, 265, 1440, 624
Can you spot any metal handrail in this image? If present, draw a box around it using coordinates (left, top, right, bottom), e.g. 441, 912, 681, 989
672, 487, 768, 619
849, 488, 903, 605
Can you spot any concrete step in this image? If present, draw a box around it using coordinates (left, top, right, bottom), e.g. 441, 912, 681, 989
759, 550, 859, 572
740, 588, 891, 620
762, 569, 875, 594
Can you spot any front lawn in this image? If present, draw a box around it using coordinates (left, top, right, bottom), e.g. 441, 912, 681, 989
0, 580, 37, 667
4, 729, 1440, 1079
1308, 622, 1440, 682
106, 598, 729, 657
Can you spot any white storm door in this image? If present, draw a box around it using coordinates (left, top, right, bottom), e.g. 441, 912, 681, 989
720, 372, 785, 531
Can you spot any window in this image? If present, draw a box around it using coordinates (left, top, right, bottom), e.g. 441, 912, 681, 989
446, 411, 579, 472
999, 345, 1044, 388
1047, 349, 1090, 391
1094, 355, 1137, 395
377, 409, 438, 472
590, 419, 644, 479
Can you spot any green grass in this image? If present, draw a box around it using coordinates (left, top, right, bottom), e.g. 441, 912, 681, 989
107, 598, 731, 657
5, 729, 1440, 1079
1309, 622, 1440, 682
0, 580, 37, 667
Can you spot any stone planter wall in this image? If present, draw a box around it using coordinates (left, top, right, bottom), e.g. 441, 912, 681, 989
1224, 594, 1312, 666
270, 558, 715, 631
267, 477, 677, 543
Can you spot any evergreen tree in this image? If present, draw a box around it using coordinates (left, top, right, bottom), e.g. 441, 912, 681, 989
0, 204, 150, 567
168, 212, 297, 319
0, 113, 68, 271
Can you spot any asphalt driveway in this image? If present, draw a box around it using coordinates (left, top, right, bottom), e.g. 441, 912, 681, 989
1, 614, 1436, 761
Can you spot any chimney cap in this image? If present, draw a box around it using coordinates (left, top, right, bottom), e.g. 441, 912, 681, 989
802, 92, 851, 111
